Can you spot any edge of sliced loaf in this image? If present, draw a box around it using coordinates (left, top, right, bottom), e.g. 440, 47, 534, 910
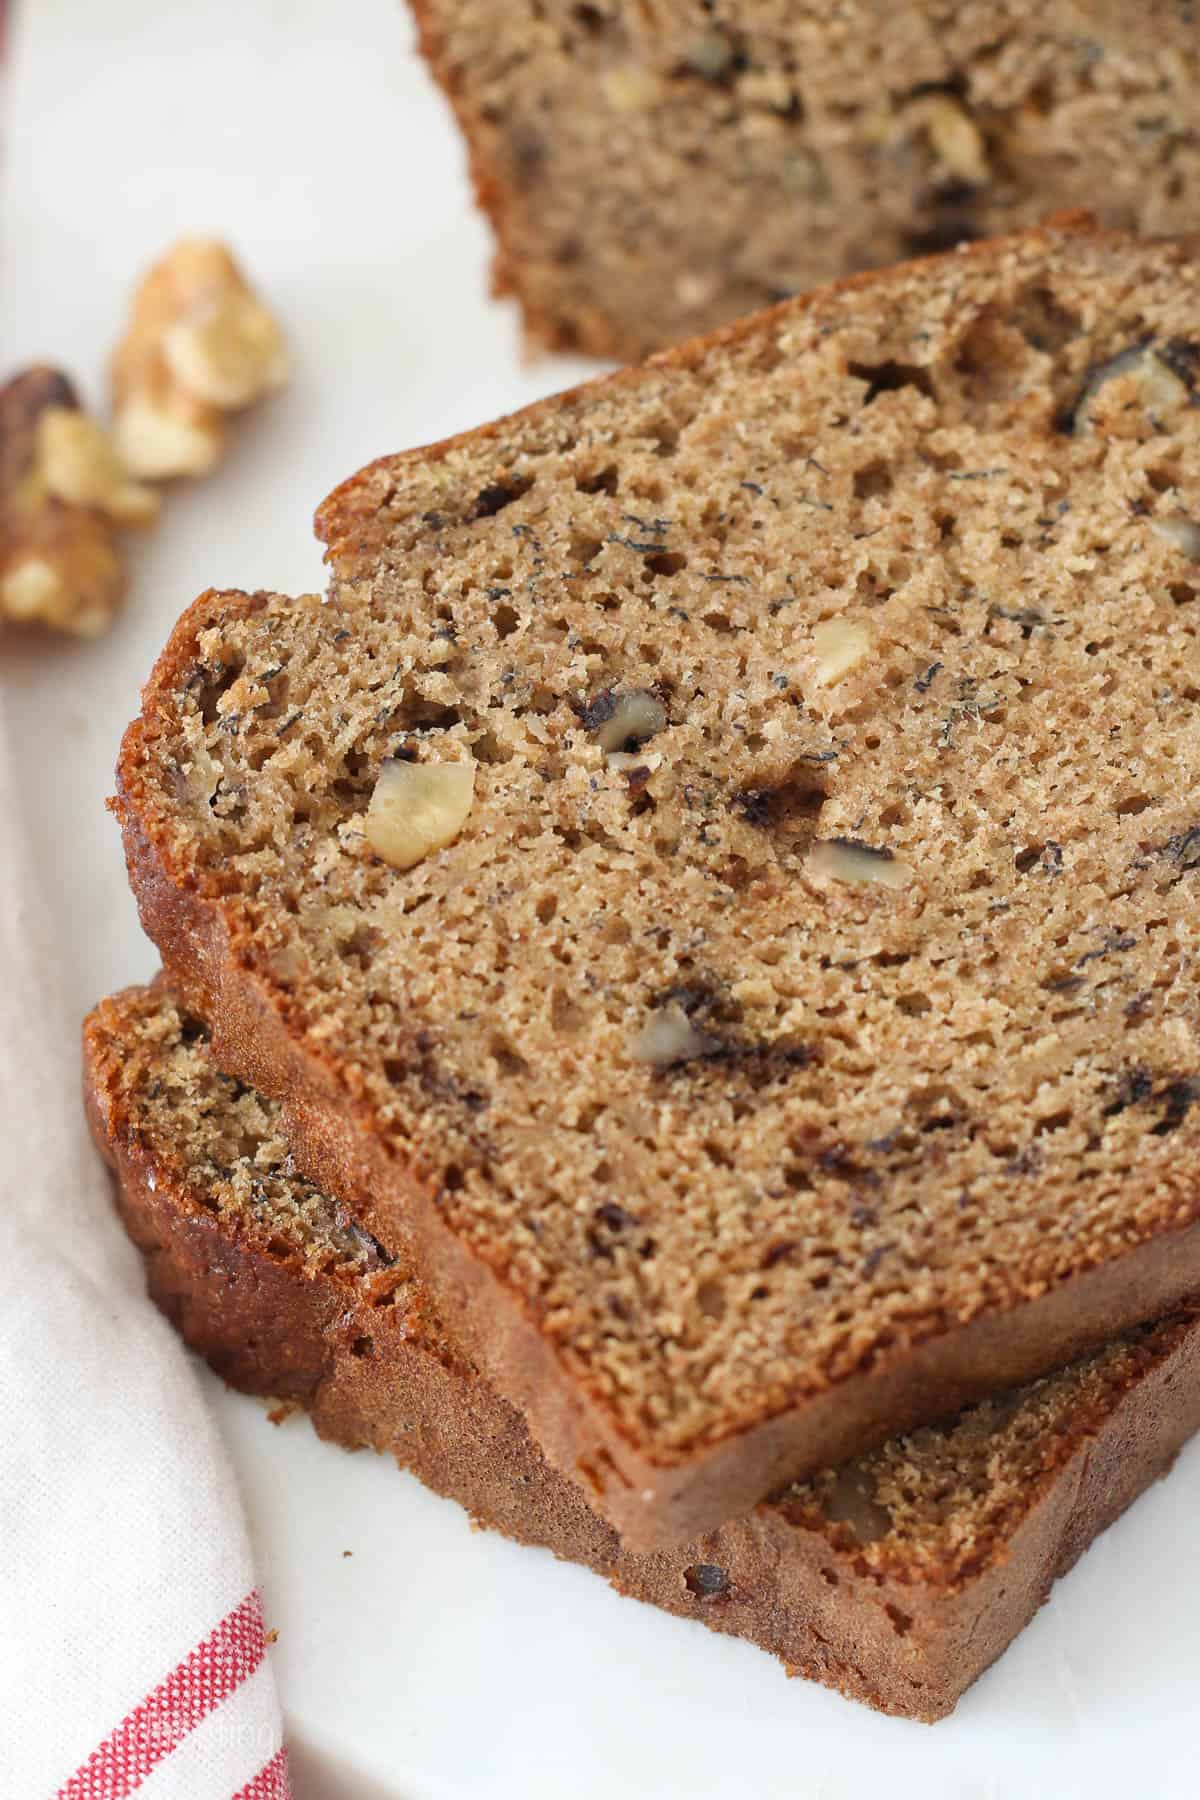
83, 981, 1200, 1722
407, 5, 1200, 360
115, 218, 1200, 1549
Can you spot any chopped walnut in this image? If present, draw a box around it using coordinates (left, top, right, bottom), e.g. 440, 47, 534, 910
1070, 343, 1191, 434
1152, 516, 1200, 560
737, 69, 796, 113
607, 749, 663, 776
675, 271, 721, 312
366, 757, 476, 870
38, 407, 160, 526
899, 94, 990, 187
684, 31, 734, 80
0, 367, 127, 637
812, 617, 872, 685
631, 1001, 720, 1067
808, 838, 914, 891
112, 239, 289, 479
601, 64, 660, 113
589, 688, 668, 756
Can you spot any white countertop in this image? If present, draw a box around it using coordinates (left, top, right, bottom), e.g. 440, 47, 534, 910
4, 3, 1198, 1794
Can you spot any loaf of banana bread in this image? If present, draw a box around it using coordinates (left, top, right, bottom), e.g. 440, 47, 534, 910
116, 219, 1200, 1548
412, 0, 1200, 359
83, 983, 1200, 1722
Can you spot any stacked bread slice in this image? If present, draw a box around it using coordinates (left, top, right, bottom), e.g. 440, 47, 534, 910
93, 218, 1200, 1716
85, 983, 1200, 1721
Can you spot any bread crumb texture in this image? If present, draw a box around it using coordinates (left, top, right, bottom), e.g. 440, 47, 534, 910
88, 982, 1200, 1592
124, 226, 1200, 1462
92, 985, 391, 1279
411, 0, 1200, 357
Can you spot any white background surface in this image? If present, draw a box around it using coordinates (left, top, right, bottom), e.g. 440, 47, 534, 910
3, 3, 1199, 1795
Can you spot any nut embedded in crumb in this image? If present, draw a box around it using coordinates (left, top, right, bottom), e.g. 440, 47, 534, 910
602, 64, 660, 113
365, 758, 476, 871
737, 69, 796, 114
807, 838, 914, 891
1071, 344, 1190, 434
1135, 351, 1191, 419
675, 271, 720, 312
631, 1001, 720, 1068
607, 749, 663, 777
1152, 517, 1200, 560
112, 238, 289, 479
899, 94, 990, 187
684, 31, 734, 80
0, 366, 127, 637
812, 617, 872, 686
590, 688, 668, 756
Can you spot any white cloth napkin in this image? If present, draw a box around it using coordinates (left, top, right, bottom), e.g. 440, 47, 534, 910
0, 681, 290, 1798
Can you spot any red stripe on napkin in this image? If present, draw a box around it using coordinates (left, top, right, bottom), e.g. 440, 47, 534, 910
56, 1591, 270, 1799
231, 1746, 291, 1800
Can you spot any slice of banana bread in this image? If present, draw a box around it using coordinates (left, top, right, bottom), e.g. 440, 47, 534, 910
411, 0, 1200, 359
83, 983, 1200, 1722
117, 220, 1200, 1549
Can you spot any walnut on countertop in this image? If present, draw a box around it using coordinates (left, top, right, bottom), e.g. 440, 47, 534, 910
111, 239, 289, 480
0, 367, 137, 638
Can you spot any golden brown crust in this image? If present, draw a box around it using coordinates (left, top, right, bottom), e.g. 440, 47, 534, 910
116, 221, 1200, 1548
83, 983, 1200, 1720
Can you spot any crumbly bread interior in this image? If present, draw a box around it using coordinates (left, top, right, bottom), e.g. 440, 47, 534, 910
106, 993, 390, 1282
415, 0, 1200, 357
122, 225, 1200, 1472
89, 982, 1200, 1589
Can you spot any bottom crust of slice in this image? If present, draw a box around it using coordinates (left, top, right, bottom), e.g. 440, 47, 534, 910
83, 984, 1200, 1721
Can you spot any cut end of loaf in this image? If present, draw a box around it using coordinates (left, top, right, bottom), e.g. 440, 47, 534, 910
410, 2, 1200, 359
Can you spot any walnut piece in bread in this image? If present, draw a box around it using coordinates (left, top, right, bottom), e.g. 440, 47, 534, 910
896, 93, 990, 188
112, 239, 289, 480
365, 757, 477, 870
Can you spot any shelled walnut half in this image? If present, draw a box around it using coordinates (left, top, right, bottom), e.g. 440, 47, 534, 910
0, 367, 153, 638
112, 239, 289, 479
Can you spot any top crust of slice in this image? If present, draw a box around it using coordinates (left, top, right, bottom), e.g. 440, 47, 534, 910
117, 220, 1200, 1547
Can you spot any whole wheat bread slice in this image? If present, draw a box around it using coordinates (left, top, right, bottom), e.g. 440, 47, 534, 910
410, 0, 1200, 361
117, 219, 1200, 1548
83, 982, 1200, 1722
